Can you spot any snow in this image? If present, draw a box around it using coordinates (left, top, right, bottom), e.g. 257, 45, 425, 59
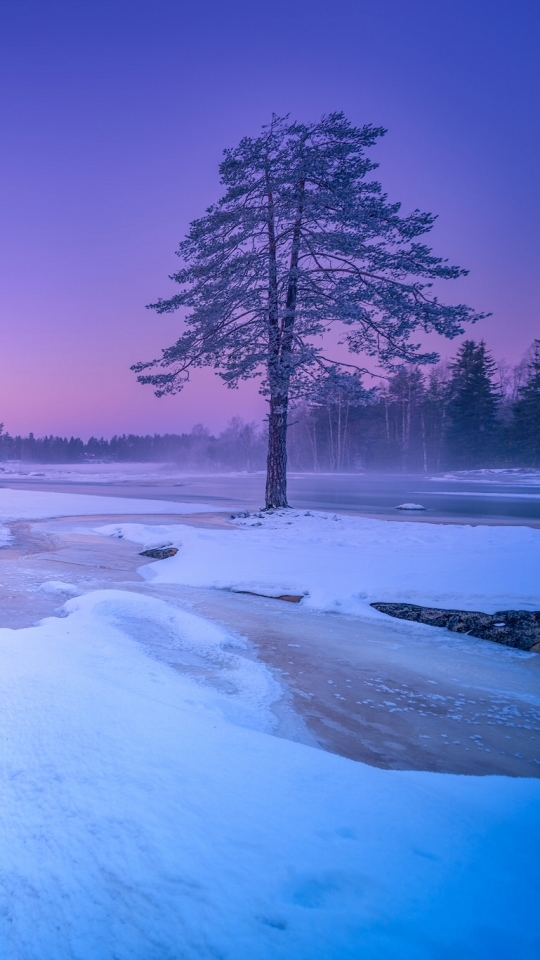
0, 461, 185, 483
395, 502, 426, 510
102, 509, 540, 615
0, 489, 538, 957
436, 468, 540, 484
0, 486, 220, 522
0, 586, 538, 959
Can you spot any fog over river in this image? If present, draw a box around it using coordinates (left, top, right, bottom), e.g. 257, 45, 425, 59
3, 466, 540, 525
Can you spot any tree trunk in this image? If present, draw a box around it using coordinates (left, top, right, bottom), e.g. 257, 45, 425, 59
264, 171, 304, 509
265, 392, 289, 508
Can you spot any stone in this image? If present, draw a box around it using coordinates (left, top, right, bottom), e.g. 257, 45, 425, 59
233, 590, 303, 603
371, 602, 540, 652
139, 547, 178, 560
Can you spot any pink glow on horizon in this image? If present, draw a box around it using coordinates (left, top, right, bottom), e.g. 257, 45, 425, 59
0, 1, 537, 439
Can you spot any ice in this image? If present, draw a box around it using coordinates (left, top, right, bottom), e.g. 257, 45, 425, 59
0, 524, 13, 546
0, 486, 221, 523
38, 579, 81, 596
436, 469, 540, 484
395, 502, 426, 510
0, 461, 190, 483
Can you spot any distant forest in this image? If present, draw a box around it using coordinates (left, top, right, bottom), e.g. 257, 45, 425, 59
2, 340, 539, 473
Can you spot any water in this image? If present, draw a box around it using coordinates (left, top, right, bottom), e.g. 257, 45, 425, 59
5, 471, 540, 524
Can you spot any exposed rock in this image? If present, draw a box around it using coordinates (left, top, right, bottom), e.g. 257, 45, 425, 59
371, 602, 540, 652
139, 547, 178, 560
233, 590, 303, 603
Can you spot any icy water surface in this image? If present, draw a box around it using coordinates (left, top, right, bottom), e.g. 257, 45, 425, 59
2, 512, 538, 778
3, 469, 540, 524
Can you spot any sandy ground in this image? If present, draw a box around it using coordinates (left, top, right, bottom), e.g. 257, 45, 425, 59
1, 512, 538, 779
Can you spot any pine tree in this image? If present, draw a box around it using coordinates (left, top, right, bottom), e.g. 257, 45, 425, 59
512, 340, 540, 466
446, 341, 500, 468
133, 113, 484, 508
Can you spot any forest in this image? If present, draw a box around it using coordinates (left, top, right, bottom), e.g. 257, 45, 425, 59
2, 340, 539, 473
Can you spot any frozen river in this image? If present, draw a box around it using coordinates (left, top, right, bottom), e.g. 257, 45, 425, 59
0, 476, 538, 956
1, 503, 538, 779
3, 467, 540, 524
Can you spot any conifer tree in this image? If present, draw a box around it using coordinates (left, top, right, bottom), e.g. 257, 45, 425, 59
133, 113, 484, 508
446, 340, 500, 467
512, 340, 540, 466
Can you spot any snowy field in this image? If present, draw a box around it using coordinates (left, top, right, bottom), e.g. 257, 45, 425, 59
0, 487, 538, 958
106, 508, 540, 615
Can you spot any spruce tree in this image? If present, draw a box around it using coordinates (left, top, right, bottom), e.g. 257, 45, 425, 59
133, 113, 484, 508
512, 340, 540, 466
446, 340, 500, 468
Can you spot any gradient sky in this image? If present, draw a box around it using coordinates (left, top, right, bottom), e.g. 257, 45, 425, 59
0, 0, 538, 439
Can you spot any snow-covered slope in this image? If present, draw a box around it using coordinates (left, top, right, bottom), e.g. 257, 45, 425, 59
0, 588, 537, 960
0, 490, 537, 957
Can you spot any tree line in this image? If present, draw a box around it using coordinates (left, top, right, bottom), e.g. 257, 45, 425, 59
0, 418, 267, 471
288, 339, 540, 472
1, 339, 538, 473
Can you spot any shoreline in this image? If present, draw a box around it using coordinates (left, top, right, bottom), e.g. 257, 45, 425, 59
2, 510, 538, 779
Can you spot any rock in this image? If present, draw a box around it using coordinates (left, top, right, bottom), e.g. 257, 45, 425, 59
139, 547, 178, 560
395, 503, 426, 511
234, 590, 303, 603
371, 602, 540, 652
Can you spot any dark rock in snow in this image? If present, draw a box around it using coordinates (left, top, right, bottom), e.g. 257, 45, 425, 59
371, 602, 540, 652
233, 589, 303, 603
139, 547, 178, 560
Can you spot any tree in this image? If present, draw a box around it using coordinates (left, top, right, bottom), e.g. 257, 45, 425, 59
512, 340, 540, 466
421, 363, 450, 472
385, 367, 425, 472
133, 113, 484, 508
446, 340, 500, 467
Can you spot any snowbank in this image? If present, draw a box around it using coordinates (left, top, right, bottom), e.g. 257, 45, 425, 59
101, 510, 540, 616
0, 588, 537, 959
0, 487, 220, 522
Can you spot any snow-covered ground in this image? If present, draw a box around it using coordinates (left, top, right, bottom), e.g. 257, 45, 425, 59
0, 461, 184, 483
102, 508, 540, 615
1, 586, 539, 960
0, 488, 538, 958
0, 486, 219, 521
436, 468, 540, 484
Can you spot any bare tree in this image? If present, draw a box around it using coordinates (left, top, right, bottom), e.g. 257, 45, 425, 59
133, 113, 485, 508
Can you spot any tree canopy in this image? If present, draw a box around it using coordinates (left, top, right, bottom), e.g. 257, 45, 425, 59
133, 113, 486, 506
446, 340, 500, 467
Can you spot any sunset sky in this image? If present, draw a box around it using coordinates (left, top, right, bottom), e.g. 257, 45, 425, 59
0, 0, 538, 439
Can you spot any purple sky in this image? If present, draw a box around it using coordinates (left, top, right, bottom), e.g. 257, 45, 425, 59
0, 0, 538, 439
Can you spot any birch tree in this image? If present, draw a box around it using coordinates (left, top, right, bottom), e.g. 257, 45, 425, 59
133, 113, 484, 508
